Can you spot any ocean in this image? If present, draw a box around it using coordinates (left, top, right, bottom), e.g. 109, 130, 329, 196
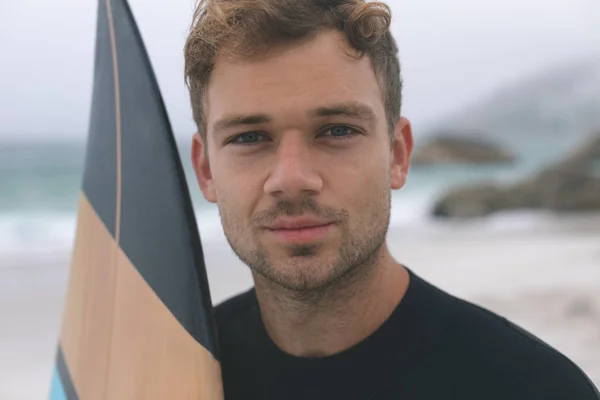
0, 135, 584, 257
4, 137, 600, 398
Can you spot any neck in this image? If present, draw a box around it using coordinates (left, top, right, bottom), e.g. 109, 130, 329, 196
252, 244, 410, 358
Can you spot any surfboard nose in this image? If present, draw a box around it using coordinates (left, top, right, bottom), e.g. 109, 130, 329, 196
50, 1, 223, 398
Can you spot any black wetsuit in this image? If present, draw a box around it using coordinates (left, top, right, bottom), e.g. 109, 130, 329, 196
214, 268, 600, 399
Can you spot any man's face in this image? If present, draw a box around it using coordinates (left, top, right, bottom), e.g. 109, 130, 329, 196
192, 30, 412, 292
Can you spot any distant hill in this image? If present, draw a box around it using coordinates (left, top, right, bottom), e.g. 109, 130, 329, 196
425, 56, 600, 143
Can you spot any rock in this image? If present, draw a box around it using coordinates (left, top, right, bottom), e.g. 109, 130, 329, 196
565, 297, 596, 319
530, 133, 600, 211
563, 134, 600, 164
537, 166, 600, 212
412, 135, 516, 166
431, 133, 600, 218
432, 184, 509, 218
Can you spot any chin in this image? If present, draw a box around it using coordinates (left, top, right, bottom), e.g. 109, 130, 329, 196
259, 252, 352, 293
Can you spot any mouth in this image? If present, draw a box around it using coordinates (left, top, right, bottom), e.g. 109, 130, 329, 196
265, 219, 334, 244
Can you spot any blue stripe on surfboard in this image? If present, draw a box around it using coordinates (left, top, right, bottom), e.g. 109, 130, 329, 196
49, 366, 67, 400
51, 345, 79, 400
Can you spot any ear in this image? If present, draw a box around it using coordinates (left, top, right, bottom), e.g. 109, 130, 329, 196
191, 132, 217, 203
390, 117, 414, 190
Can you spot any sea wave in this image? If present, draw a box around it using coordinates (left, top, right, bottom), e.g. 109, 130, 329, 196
0, 205, 226, 259
0, 189, 560, 261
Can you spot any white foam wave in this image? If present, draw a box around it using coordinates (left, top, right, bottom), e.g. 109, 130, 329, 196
0, 205, 227, 261
0, 191, 565, 261
0, 212, 77, 257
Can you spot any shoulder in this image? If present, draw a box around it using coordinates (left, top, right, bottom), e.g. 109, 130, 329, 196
214, 287, 257, 319
444, 294, 599, 398
214, 288, 258, 325
213, 288, 261, 341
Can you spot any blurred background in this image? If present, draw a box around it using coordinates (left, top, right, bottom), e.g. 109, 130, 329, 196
1, 0, 600, 398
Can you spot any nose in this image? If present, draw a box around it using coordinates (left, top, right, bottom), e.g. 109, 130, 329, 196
263, 133, 323, 197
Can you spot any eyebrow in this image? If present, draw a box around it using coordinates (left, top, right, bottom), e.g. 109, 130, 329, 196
212, 114, 272, 134
312, 102, 377, 121
211, 101, 377, 135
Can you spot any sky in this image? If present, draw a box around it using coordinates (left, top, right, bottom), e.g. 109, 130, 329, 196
0, 0, 599, 142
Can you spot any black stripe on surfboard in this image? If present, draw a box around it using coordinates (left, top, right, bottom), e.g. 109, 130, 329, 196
81, 0, 117, 237
82, 0, 219, 359
56, 345, 80, 400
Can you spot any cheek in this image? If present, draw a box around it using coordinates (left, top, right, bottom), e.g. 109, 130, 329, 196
331, 161, 389, 217
211, 159, 242, 202
214, 183, 243, 218
356, 175, 389, 211
212, 167, 261, 222
351, 158, 390, 214
345, 149, 390, 191
215, 193, 247, 241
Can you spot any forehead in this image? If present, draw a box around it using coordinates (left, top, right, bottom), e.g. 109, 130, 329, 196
205, 30, 385, 126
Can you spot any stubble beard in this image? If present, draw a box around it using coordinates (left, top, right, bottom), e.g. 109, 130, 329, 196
219, 190, 392, 299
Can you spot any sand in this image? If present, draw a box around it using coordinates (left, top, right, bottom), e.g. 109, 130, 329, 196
1, 214, 599, 399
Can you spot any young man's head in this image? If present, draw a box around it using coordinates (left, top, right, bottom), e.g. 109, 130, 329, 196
185, 0, 413, 293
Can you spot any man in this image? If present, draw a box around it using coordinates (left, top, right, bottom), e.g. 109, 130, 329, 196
184, 0, 600, 398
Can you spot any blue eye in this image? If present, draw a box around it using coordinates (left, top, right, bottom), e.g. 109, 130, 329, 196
231, 132, 267, 145
323, 126, 359, 139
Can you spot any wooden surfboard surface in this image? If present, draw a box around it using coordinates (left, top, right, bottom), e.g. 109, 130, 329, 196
48, 0, 223, 398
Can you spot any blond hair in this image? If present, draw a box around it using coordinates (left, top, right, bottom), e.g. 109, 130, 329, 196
184, 0, 402, 138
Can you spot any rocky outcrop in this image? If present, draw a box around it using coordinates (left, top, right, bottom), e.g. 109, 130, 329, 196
412, 135, 516, 165
431, 184, 509, 219
432, 134, 600, 218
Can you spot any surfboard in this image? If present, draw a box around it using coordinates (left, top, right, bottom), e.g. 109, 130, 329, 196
48, 0, 223, 398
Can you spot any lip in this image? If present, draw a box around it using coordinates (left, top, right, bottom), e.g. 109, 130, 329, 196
265, 217, 334, 244
267, 217, 331, 230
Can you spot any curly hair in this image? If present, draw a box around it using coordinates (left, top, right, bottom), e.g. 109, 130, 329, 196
184, 0, 402, 138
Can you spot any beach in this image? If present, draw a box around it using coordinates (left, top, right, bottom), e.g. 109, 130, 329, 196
1, 212, 599, 399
